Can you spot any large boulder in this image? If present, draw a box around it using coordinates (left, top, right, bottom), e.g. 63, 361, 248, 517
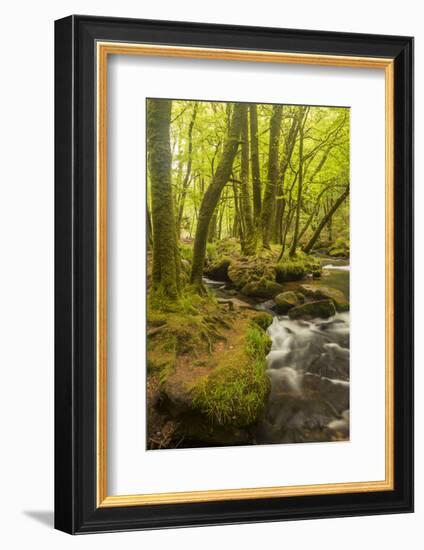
299, 284, 349, 312
275, 256, 322, 283
228, 258, 276, 289
273, 291, 301, 314
241, 279, 283, 299
288, 299, 336, 320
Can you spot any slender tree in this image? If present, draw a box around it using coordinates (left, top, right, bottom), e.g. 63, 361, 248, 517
289, 109, 308, 257
176, 102, 198, 237
249, 104, 262, 220
147, 99, 180, 299
273, 109, 302, 243
190, 103, 244, 287
240, 105, 256, 254
303, 185, 350, 254
261, 105, 283, 248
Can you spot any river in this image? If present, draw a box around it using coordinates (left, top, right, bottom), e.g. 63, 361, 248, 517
204, 261, 350, 445
256, 262, 350, 444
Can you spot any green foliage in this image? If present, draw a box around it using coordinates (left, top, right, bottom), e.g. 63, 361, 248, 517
251, 312, 273, 331
192, 325, 271, 427
206, 242, 217, 262
179, 242, 193, 262
245, 324, 272, 357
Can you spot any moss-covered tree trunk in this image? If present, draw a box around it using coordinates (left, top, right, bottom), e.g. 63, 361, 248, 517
261, 105, 283, 248
176, 102, 198, 237
249, 104, 262, 220
274, 111, 301, 243
147, 205, 153, 249
190, 103, 244, 287
208, 211, 218, 242
303, 185, 349, 254
240, 105, 256, 255
289, 119, 305, 257
147, 99, 180, 299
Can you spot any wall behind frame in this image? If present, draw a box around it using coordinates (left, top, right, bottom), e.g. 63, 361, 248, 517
0, 0, 418, 548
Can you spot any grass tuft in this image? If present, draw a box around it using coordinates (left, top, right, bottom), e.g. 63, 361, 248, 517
192, 324, 271, 427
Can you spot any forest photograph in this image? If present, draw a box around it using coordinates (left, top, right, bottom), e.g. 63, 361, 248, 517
146, 98, 350, 450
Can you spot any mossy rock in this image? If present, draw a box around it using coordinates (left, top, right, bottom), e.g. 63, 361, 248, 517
288, 299, 336, 320
275, 255, 322, 283
303, 256, 322, 278
227, 263, 250, 288
299, 284, 349, 312
241, 279, 283, 299
191, 325, 271, 428
275, 260, 305, 282
251, 312, 273, 331
329, 247, 348, 258
205, 256, 232, 281
329, 236, 350, 258
216, 237, 240, 256
274, 291, 301, 314
228, 258, 276, 289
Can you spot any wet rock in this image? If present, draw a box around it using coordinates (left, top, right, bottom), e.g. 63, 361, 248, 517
327, 410, 350, 440
303, 373, 349, 414
299, 284, 349, 312
288, 299, 336, 320
273, 291, 301, 314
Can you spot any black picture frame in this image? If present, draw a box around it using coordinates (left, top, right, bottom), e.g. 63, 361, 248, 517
55, 14, 414, 534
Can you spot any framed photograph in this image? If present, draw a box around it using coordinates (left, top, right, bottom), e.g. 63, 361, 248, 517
54, 15, 413, 534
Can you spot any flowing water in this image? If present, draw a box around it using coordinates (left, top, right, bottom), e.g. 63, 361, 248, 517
256, 264, 350, 444
204, 262, 350, 445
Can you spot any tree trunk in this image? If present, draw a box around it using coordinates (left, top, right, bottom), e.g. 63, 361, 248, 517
274, 110, 301, 243
297, 205, 317, 244
249, 104, 262, 220
303, 186, 350, 254
240, 106, 256, 254
190, 103, 244, 287
176, 102, 198, 237
289, 109, 308, 257
261, 105, 283, 248
278, 207, 295, 262
147, 205, 153, 249
208, 211, 217, 242
147, 99, 180, 299
232, 181, 243, 241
